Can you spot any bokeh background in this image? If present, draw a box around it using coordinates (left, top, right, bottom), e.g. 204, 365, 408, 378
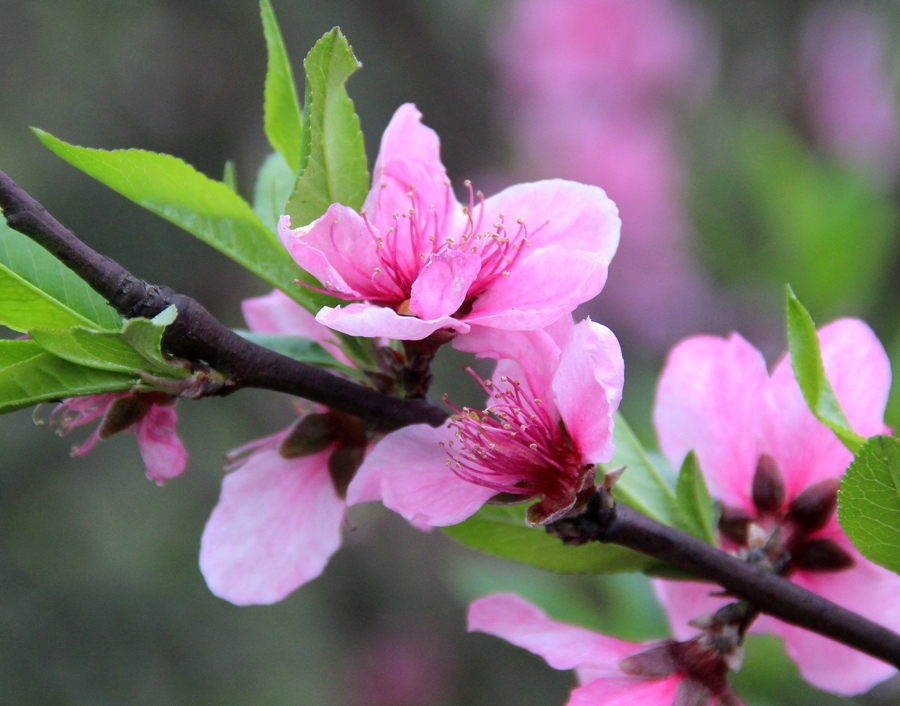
2, 0, 900, 703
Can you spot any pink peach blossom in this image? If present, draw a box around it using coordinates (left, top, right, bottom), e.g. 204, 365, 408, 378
468, 593, 743, 706
199, 291, 366, 605
51, 391, 186, 484
800, 3, 900, 188
346, 317, 624, 528
652, 319, 900, 695
278, 103, 620, 341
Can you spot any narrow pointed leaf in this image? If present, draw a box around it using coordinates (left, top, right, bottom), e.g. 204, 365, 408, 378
253, 152, 296, 233
443, 504, 661, 574
675, 451, 716, 544
33, 129, 335, 314
601, 413, 680, 527
0, 221, 121, 330
222, 160, 238, 193
838, 435, 900, 574
260, 0, 303, 171
786, 285, 864, 452
0, 340, 137, 415
284, 28, 369, 227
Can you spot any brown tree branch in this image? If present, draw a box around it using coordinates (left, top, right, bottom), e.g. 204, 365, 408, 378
0, 168, 447, 431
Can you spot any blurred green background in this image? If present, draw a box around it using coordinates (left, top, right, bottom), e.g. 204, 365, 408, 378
2, 0, 900, 703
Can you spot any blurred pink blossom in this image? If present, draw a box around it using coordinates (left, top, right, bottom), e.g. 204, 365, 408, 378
499, 0, 719, 348
347, 317, 623, 527
653, 319, 900, 695
800, 3, 900, 187
199, 291, 367, 605
469, 593, 743, 705
278, 103, 620, 341
51, 391, 186, 484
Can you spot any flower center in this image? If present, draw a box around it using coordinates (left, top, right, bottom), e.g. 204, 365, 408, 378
441, 369, 592, 525
718, 454, 854, 575
359, 180, 537, 310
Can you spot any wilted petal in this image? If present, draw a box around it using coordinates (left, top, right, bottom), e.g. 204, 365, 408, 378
135, 403, 187, 484
468, 593, 641, 675
654, 333, 768, 511
553, 320, 624, 464
348, 424, 495, 528
199, 444, 344, 606
316, 302, 468, 340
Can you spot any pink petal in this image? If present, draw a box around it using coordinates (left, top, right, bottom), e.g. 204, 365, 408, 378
467, 593, 642, 675
369, 103, 443, 189
135, 403, 187, 484
315, 303, 469, 340
654, 333, 769, 511
761, 554, 900, 695
278, 209, 378, 298
466, 245, 609, 331
553, 320, 624, 464
568, 676, 682, 706
766, 318, 891, 498
453, 326, 565, 403
652, 578, 731, 641
409, 249, 482, 320
481, 179, 620, 261
199, 444, 344, 606
241, 289, 350, 364
349, 424, 495, 528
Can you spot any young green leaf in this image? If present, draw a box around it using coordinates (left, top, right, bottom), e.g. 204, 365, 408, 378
0, 221, 121, 330
600, 413, 680, 527
260, 0, 303, 171
284, 28, 369, 228
0, 340, 137, 415
786, 285, 864, 452
222, 160, 238, 193
253, 152, 296, 233
443, 504, 662, 575
33, 130, 335, 315
121, 306, 189, 378
674, 451, 716, 544
838, 435, 900, 575
0, 262, 99, 332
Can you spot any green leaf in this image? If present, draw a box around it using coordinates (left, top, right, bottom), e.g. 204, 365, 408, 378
838, 435, 900, 574
284, 28, 369, 227
0, 222, 122, 331
33, 129, 335, 315
601, 413, 680, 527
0, 261, 99, 332
222, 160, 238, 193
121, 306, 189, 378
443, 504, 662, 575
29, 328, 150, 374
786, 286, 864, 453
260, 0, 303, 171
253, 152, 296, 233
674, 451, 716, 544
0, 340, 137, 414
235, 330, 365, 382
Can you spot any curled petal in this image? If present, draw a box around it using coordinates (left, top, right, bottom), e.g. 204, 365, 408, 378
348, 424, 494, 528
468, 593, 641, 675
553, 319, 624, 464
135, 403, 187, 484
315, 303, 468, 340
410, 249, 482, 321
200, 443, 344, 606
